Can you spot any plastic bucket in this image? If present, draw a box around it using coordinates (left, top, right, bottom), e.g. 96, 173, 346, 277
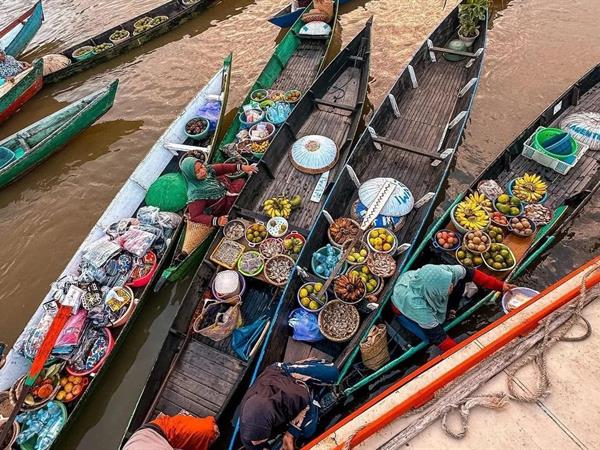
533, 128, 578, 160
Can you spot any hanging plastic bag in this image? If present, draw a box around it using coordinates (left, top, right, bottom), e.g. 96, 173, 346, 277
116, 228, 156, 257
231, 316, 269, 361
196, 100, 222, 131
194, 296, 243, 341
52, 309, 88, 356
288, 308, 323, 342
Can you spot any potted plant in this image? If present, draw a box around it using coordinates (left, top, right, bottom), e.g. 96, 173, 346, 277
458, 0, 488, 47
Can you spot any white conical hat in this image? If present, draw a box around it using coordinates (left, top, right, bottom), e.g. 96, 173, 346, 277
290, 135, 338, 174
358, 178, 414, 217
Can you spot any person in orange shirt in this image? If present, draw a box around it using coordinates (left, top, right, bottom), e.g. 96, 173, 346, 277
123, 414, 219, 450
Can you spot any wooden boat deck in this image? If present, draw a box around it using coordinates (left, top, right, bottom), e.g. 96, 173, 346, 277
270, 40, 327, 93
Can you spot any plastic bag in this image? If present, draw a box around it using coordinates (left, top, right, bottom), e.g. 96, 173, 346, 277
16, 401, 65, 450
288, 308, 323, 342
20, 310, 57, 360
196, 100, 222, 131
82, 238, 121, 269
116, 228, 156, 257
231, 316, 268, 361
53, 309, 87, 356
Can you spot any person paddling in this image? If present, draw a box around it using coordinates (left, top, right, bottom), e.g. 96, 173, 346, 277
391, 264, 515, 351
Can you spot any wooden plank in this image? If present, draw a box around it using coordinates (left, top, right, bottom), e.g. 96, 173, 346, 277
184, 339, 245, 373
372, 136, 444, 161
315, 98, 357, 112
430, 45, 478, 58
169, 369, 228, 406
176, 356, 238, 390
159, 385, 219, 417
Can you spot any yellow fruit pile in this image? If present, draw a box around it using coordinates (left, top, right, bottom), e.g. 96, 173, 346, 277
262, 194, 302, 218
368, 228, 395, 252
465, 191, 492, 211
298, 282, 324, 311
512, 173, 547, 203
347, 246, 368, 264
349, 265, 380, 293
454, 201, 489, 231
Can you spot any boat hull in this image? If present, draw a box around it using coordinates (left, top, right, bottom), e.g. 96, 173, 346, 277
268, 0, 350, 28
0, 80, 118, 189
0, 59, 44, 124
2, 1, 44, 57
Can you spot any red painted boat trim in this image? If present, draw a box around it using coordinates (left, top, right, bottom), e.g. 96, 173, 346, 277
304, 255, 600, 449
0, 76, 42, 123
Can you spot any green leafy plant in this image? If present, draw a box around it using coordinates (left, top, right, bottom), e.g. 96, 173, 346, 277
458, 0, 489, 38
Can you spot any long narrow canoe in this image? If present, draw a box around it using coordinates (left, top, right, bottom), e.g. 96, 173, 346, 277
0, 54, 232, 449
229, 3, 487, 446
0, 58, 43, 124
156, 1, 341, 288
0, 1, 44, 57
43, 0, 218, 85
121, 21, 371, 445
0, 80, 118, 189
307, 62, 600, 448
269, 0, 349, 29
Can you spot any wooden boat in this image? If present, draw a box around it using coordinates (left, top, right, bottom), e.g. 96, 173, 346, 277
305, 62, 600, 448
0, 1, 44, 57
269, 0, 349, 29
43, 0, 219, 85
308, 255, 600, 449
0, 55, 232, 448
0, 80, 118, 189
0, 58, 43, 124
225, 3, 487, 446
155, 1, 341, 289
121, 21, 371, 445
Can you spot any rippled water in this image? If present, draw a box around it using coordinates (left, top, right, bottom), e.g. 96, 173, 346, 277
0, 0, 598, 448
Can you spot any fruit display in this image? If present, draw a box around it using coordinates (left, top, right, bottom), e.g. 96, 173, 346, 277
283, 232, 304, 255
72, 46, 94, 59
319, 300, 360, 342
266, 217, 288, 238
26, 374, 59, 405
251, 89, 268, 102
298, 282, 326, 312
453, 201, 490, 231
245, 222, 267, 244
508, 216, 535, 237
312, 244, 342, 278
433, 229, 460, 250
134, 17, 153, 29
223, 220, 245, 240
109, 29, 130, 43
56, 375, 87, 403
491, 211, 509, 227
494, 194, 523, 217
524, 203, 553, 225
347, 265, 381, 294
455, 248, 483, 268
487, 225, 505, 243
333, 273, 366, 304
269, 90, 285, 102
367, 228, 396, 253
237, 251, 264, 276
185, 117, 208, 136
264, 255, 294, 285
93, 43, 113, 53
346, 243, 369, 265
263, 195, 301, 218
133, 16, 167, 34
250, 140, 270, 154
483, 243, 516, 271
329, 218, 360, 246
259, 238, 284, 259
463, 230, 491, 253
285, 89, 302, 103
259, 99, 275, 111
464, 191, 493, 211
511, 173, 547, 203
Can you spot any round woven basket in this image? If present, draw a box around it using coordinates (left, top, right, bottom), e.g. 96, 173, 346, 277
318, 300, 360, 343
360, 324, 390, 371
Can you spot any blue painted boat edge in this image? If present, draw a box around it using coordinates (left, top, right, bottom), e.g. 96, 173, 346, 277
5, 0, 44, 58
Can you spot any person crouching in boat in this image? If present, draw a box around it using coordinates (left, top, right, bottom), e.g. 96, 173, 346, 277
123, 414, 219, 450
176, 156, 258, 260
239, 359, 339, 450
391, 264, 515, 351
0, 49, 31, 83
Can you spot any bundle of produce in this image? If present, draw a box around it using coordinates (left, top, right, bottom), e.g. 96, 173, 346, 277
245, 223, 268, 245
508, 216, 535, 237
452, 201, 490, 232
328, 217, 360, 247
464, 191, 492, 211
494, 194, 523, 217
333, 273, 366, 304
298, 282, 326, 312
262, 195, 301, 218
510, 173, 548, 203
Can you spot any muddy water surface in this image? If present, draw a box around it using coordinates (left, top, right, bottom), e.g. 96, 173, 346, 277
1, 0, 599, 447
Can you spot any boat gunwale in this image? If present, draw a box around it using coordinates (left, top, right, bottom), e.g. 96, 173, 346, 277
0, 0, 44, 57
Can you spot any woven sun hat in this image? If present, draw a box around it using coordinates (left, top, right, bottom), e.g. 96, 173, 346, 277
290, 135, 338, 174
358, 178, 414, 217
145, 172, 188, 212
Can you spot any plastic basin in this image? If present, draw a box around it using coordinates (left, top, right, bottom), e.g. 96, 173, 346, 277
0, 146, 15, 169
533, 128, 578, 160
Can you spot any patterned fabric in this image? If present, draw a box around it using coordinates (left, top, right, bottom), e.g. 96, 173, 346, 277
180, 157, 226, 202
0, 54, 24, 79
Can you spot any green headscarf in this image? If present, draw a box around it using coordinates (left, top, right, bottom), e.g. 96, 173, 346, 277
180, 157, 226, 202
391, 264, 466, 328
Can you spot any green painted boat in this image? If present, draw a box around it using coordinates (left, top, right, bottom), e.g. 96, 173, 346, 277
155, 2, 340, 289
0, 79, 118, 189
0, 58, 44, 124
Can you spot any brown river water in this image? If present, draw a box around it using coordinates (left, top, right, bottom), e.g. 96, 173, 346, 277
1, 0, 599, 448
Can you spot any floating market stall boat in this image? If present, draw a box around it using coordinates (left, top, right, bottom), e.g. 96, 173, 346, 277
0, 58, 43, 124
121, 21, 371, 445
269, 0, 349, 29
0, 55, 232, 449
156, 1, 341, 288
0, 80, 118, 189
305, 62, 600, 448
42, 0, 219, 85
0, 1, 44, 58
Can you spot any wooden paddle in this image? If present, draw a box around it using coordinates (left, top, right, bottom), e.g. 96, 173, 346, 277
0, 299, 75, 445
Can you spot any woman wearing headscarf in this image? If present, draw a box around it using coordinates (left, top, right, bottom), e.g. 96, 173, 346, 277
391, 265, 515, 351
180, 156, 257, 227
123, 414, 219, 450
0, 49, 30, 82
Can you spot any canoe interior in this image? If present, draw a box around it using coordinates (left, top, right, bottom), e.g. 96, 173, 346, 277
214, 0, 340, 162
336, 63, 600, 398
233, 21, 371, 231
255, 6, 486, 373
0, 1, 44, 57
44, 0, 216, 85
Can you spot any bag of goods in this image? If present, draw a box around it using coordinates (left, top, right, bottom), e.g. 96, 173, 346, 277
289, 308, 324, 342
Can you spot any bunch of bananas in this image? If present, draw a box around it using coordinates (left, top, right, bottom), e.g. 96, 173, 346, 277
464, 191, 492, 211
262, 195, 302, 218
512, 173, 547, 203
454, 201, 489, 231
